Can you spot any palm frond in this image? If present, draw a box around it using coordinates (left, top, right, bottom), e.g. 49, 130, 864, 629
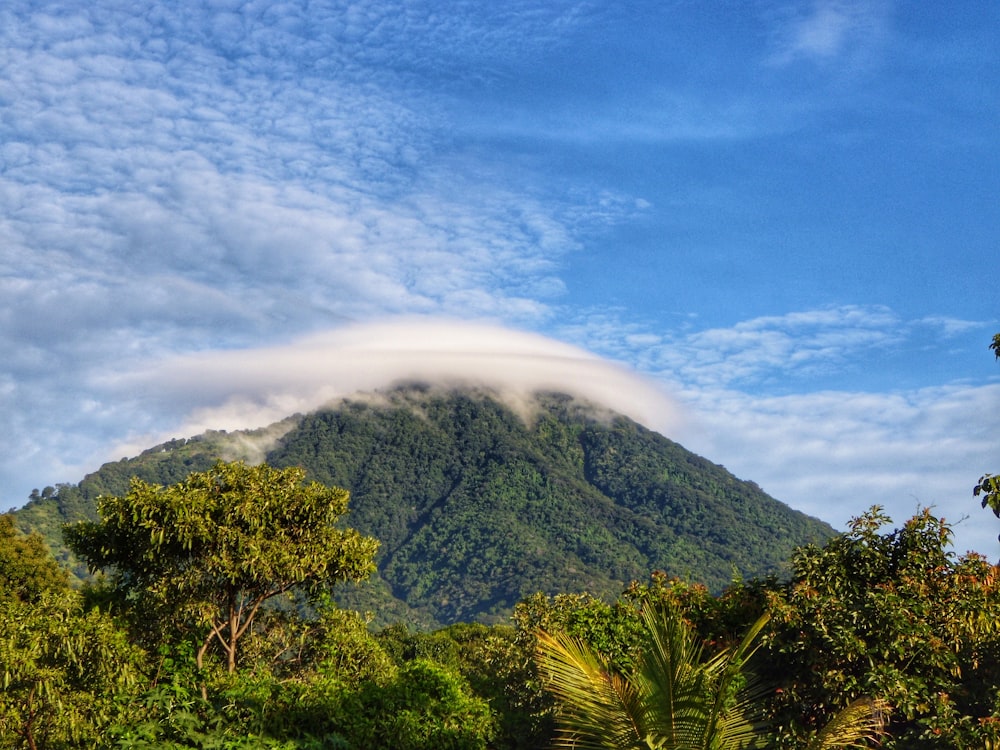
536, 628, 648, 749
635, 603, 711, 748
699, 612, 770, 750
804, 697, 888, 750
537, 605, 883, 750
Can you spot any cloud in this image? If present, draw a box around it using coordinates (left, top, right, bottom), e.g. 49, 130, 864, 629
0, 0, 627, 366
563, 305, 997, 395
464, 90, 804, 145
555, 305, 1000, 554
0, 0, 642, 514
917, 316, 985, 338
767, 0, 891, 68
559, 305, 908, 390
676, 382, 1000, 555
104, 318, 683, 458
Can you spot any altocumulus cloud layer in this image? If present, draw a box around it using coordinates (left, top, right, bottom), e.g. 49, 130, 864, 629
1, 2, 603, 499
1, 1, 998, 555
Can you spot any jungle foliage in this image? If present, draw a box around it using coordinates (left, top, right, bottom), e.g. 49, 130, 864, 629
64, 461, 380, 673
3, 499, 1000, 749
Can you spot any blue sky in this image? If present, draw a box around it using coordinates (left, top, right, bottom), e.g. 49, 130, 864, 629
2, 1, 998, 554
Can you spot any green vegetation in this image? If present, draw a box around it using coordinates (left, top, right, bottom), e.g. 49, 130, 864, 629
759, 508, 1000, 748
536, 602, 772, 749
64, 461, 379, 673
0, 589, 143, 749
536, 603, 886, 749
15, 387, 835, 626
3, 495, 999, 748
0, 514, 69, 603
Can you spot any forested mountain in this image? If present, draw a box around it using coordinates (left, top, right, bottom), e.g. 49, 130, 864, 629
15, 385, 834, 627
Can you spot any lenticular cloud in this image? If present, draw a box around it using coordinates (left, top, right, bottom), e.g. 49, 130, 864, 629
115, 319, 680, 451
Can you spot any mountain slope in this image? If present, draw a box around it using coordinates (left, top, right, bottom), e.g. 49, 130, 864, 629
14, 386, 834, 627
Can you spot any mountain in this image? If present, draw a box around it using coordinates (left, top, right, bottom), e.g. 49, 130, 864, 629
14, 385, 835, 627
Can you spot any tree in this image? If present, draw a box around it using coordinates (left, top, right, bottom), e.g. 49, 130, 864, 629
0, 514, 69, 603
763, 508, 1000, 749
64, 461, 379, 673
0, 590, 142, 749
975, 333, 1000, 522
535, 602, 885, 750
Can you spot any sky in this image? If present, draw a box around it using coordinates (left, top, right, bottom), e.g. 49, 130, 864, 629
2, 1, 998, 555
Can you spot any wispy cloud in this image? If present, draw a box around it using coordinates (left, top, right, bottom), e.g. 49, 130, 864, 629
560, 305, 908, 390
0, 1, 599, 362
556, 305, 1000, 553
663, 306, 900, 387
767, 0, 891, 68
677, 382, 1000, 555
565, 305, 996, 394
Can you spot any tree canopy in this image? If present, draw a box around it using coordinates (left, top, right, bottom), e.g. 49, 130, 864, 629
0, 589, 141, 749
762, 508, 1000, 748
0, 513, 69, 603
535, 601, 886, 750
64, 460, 379, 672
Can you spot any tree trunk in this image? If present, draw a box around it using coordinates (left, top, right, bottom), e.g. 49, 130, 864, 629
227, 595, 239, 673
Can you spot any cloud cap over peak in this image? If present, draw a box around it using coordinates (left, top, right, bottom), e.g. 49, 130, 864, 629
109, 319, 682, 456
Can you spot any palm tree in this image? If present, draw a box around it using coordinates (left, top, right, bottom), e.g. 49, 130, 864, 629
535, 604, 884, 750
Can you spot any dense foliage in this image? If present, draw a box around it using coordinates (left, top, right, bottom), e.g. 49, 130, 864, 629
64, 461, 379, 673
273, 389, 834, 623
535, 603, 886, 750
3, 469, 1000, 748
0, 589, 143, 749
0, 514, 69, 603
761, 508, 1000, 749
15, 387, 835, 626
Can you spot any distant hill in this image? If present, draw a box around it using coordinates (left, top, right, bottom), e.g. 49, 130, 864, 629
14, 385, 835, 627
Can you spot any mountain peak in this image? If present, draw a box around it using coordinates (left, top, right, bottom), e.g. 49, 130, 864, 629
16, 386, 833, 628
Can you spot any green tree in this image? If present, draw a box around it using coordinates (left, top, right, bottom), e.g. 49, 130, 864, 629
0, 514, 69, 603
201, 630, 497, 749
763, 508, 1000, 749
477, 592, 647, 749
535, 602, 884, 750
64, 461, 379, 673
345, 659, 497, 750
0, 590, 142, 749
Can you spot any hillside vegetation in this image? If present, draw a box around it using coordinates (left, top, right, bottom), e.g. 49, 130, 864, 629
15, 386, 832, 627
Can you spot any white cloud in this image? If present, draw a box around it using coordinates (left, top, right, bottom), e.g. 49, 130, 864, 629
556, 305, 1000, 554
675, 382, 1000, 556
0, 0, 644, 514
559, 305, 908, 390
917, 315, 986, 338
104, 319, 682, 457
767, 0, 891, 68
